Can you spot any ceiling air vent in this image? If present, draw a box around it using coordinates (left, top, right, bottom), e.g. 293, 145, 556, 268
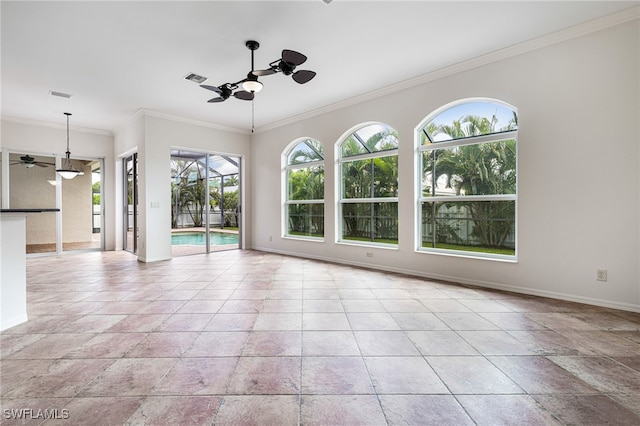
49, 90, 73, 99
184, 73, 207, 84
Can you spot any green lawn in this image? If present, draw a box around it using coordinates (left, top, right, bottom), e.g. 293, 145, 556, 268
423, 242, 515, 255
343, 236, 398, 245
288, 230, 324, 238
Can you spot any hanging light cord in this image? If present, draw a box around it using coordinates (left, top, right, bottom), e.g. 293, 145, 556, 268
251, 99, 255, 133
64, 112, 72, 167
66, 114, 70, 151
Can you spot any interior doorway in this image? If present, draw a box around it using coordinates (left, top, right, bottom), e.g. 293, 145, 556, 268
170, 149, 241, 257
62, 160, 102, 252
7, 151, 103, 254
8, 152, 56, 254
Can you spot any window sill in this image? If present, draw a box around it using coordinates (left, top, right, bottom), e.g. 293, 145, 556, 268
416, 247, 517, 263
283, 235, 325, 243
337, 240, 399, 250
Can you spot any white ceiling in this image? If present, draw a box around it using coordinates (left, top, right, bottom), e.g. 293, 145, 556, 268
2, 1, 637, 134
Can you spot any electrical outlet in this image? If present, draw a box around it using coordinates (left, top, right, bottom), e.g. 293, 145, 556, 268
269, 235, 272, 242
366, 252, 373, 258
596, 269, 608, 282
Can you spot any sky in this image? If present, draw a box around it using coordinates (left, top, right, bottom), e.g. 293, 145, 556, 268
428, 100, 517, 142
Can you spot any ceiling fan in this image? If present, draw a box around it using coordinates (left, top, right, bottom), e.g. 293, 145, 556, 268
200, 40, 316, 103
10, 155, 54, 168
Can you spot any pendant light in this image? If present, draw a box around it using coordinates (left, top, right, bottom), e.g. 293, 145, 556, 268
56, 112, 82, 179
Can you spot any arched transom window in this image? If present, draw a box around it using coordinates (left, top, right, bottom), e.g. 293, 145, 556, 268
284, 138, 324, 239
417, 99, 518, 258
338, 123, 399, 245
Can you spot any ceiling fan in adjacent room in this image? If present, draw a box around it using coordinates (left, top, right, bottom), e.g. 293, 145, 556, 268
10, 155, 54, 168
200, 40, 316, 104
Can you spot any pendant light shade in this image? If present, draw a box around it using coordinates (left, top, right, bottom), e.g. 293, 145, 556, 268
56, 112, 82, 179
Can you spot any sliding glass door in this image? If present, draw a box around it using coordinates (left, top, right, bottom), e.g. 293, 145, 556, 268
171, 151, 207, 256
123, 153, 138, 254
61, 159, 102, 251
170, 149, 240, 257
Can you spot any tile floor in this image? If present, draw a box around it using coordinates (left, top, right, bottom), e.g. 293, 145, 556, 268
1, 249, 640, 425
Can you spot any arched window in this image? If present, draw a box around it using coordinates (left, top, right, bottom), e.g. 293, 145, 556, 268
338, 123, 399, 245
284, 138, 324, 239
417, 99, 517, 258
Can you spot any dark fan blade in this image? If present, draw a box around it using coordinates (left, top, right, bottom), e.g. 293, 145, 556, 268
252, 68, 277, 76
207, 96, 226, 103
282, 49, 307, 66
200, 84, 223, 94
35, 163, 50, 167
234, 90, 255, 101
292, 70, 316, 84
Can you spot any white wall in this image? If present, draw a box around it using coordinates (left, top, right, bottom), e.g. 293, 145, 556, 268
115, 113, 251, 262
1, 119, 116, 250
251, 19, 640, 312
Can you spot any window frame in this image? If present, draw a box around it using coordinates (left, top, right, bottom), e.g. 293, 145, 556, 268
337, 123, 399, 248
416, 99, 518, 261
283, 138, 325, 241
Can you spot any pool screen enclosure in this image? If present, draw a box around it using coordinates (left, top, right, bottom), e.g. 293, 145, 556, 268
170, 149, 241, 255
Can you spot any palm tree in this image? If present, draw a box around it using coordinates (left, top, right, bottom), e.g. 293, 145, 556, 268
341, 126, 399, 241
429, 114, 516, 249
287, 141, 325, 237
288, 166, 324, 236
289, 166, 324, 200
223, 175, 238, 187
221, 190, 239, 227
171, 159, 207, 228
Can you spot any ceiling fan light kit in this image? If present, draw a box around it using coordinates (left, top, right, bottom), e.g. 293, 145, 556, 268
242, 79, 263, 94
200, 40, 316, 104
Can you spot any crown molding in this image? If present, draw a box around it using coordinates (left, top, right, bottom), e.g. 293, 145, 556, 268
116, 108, 251, 136
1, 115, 113, 137
257, 5, 640, 134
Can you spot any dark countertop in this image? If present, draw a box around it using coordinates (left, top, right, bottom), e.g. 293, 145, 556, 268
1, 209, 60, 213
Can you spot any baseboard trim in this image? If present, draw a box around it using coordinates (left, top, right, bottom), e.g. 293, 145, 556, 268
252, 246, 640, 313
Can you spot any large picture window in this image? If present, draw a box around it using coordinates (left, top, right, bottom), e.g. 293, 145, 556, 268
338, 123, 398, 245
417, 100, 517, 259
284, 138, 324, 239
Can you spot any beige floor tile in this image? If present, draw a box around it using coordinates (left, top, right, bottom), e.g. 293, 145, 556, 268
0, 250, 637, 425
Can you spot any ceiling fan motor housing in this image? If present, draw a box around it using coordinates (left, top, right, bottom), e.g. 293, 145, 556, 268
245, 40, 260, 51
280, 61, 296, 75
220, 86, 232, 99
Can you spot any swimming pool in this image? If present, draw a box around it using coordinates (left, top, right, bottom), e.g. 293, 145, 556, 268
171, 232, 239, 246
